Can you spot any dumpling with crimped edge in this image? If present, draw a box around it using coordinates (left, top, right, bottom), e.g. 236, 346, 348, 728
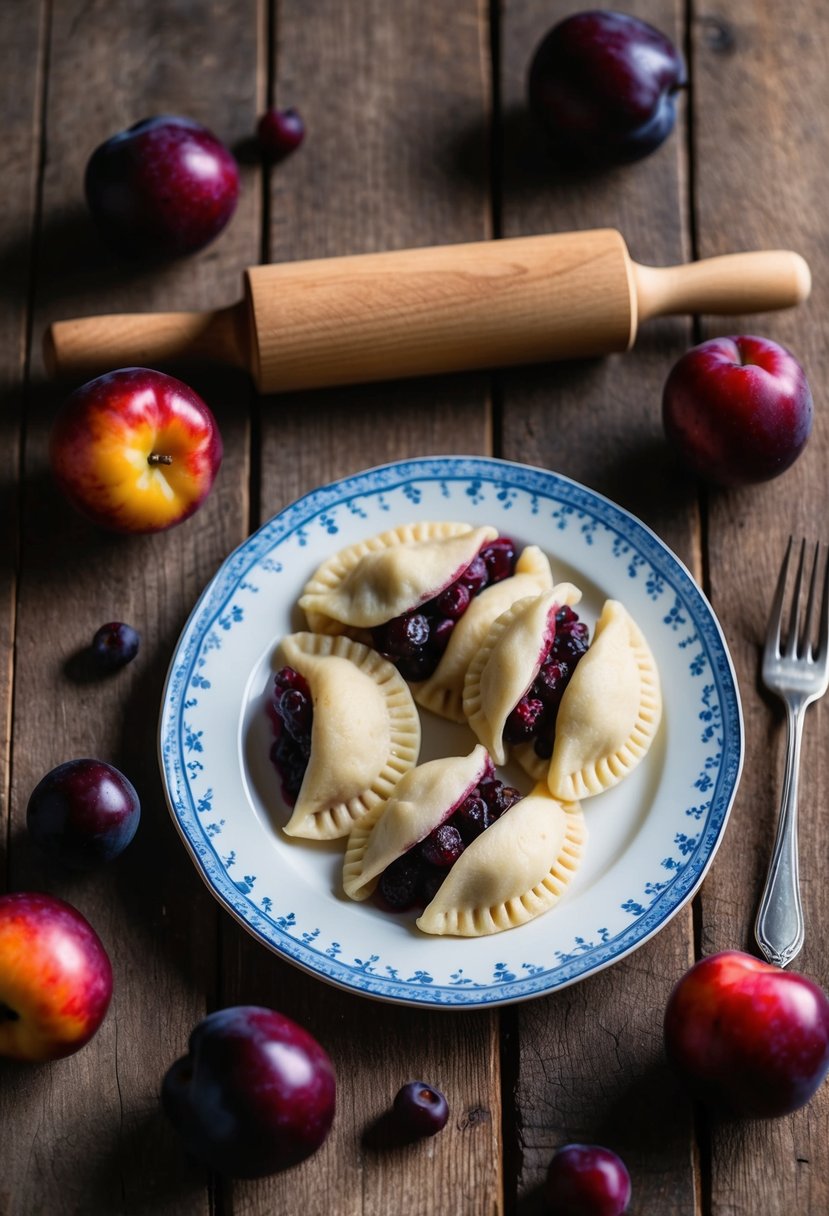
299, 521, 498, 635
547, 599, 662, 802
414, 545, 555, 722
463, 584, 582, 764
343, 744, 492, 901
416, 785, 586, 937
275, 632, 420, 840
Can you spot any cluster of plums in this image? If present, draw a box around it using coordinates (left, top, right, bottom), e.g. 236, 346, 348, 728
46, 9, 810, 549
85, 108, 303, 261
526, 10, 812, 488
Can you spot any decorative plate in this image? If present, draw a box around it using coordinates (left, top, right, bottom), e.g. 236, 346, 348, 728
159, 457, 743, 1008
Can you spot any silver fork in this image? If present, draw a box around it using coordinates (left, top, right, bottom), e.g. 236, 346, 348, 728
755, 537, 829, 967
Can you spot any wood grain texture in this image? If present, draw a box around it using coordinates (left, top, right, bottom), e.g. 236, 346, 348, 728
0, 1, 261, 1213
498, 3, 699, 1212
692, 2, 829, 1212
0, 1, 45, 889
246, 229, 636, 390
221, 3, 501, 1215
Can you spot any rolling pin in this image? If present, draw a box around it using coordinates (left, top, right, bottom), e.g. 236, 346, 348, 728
43, 229, 811, 392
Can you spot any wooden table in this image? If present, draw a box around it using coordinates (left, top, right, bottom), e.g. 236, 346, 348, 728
2, 2, 827, 1213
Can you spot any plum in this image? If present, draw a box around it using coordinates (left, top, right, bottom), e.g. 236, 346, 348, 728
662, 335, 813, 486
528, 10, 686, 166
392, 1081, 449, 1137
257, 107, 305, 160
545, 1144, 631, 1216
664, 950, 829, 1117
91, 622, 140, 670
26, 758, 140, 869
0, 892, 113, 1062
85, 115, 239, 259
49, 367, 223, 533
162, 1005, 336, 1177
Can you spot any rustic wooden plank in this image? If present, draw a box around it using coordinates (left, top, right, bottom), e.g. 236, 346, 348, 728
499, 2, 699, 1212
0, 13, 52, 1216
221, 2, 501, 1214
0, 1, 45, 890
0, 1, 261, 1213
691, 3, 829, 1212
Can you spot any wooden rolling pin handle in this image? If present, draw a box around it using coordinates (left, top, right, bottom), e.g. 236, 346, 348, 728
43, 302, 249, 384
633, 250, 811, 322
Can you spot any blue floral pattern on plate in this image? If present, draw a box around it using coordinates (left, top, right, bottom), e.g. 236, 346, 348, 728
159, 457, 743, 1009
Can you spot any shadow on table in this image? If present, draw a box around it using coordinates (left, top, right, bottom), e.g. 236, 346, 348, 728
443, 102, 626, 210
0, 1058, 207, 1214
68, 1104, 209, 1216
0, 204, 166, 316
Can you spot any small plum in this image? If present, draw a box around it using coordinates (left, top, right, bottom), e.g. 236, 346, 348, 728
257, 107, 305, 160
392, 1081, 449, 1137
91, 622, 140, 670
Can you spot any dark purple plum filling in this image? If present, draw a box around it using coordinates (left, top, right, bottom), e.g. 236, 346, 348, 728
376, 766, 522, 913
267, 666, 313, 806
371, 536, 517, 681
503, 605, 590, 758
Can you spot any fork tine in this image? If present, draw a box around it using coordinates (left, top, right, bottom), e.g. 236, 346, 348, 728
818, 544, 829, 663
784, 539, 807, 659
800, 541, 821, 659
766, 537, 793, 658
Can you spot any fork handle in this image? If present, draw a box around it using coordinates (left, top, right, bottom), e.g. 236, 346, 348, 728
754, 701, 806, 967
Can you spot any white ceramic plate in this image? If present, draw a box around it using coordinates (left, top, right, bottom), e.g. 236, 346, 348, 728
159, 457, 743, 1008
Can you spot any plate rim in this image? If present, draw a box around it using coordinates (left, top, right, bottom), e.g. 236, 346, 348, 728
158, 454, 744, 1009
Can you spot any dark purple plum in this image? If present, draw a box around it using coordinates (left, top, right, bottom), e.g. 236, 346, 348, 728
85, 115, 240, 259
91, 621, 140, 670
545, 1143, 632, 1216
26, 758, 140, 869
528, 11, 686, 166
162, 1005, 336, 1178
392, 1081, 449, 1138
257, 107, 305, 160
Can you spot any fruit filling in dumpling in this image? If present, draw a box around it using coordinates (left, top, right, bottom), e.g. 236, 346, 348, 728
376, 769, 524, 912
415, 543, 555, 723
416, 786, 586, 937
267, 665, 314, 806
463, 588, 587, 766
342, 745, 523, 911
299, 521, 522, 682
371, 534, 521, 682
265, 632, 420, 840
504, 604, 590, 758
